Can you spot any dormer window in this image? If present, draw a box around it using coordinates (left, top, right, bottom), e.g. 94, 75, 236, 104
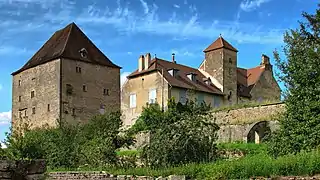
204, 77, 212, 85
168, 68, 179, 77
79, 48, 88, 58
187, 73, 197, 82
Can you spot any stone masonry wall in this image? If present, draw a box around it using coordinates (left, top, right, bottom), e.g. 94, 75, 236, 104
12, 59, 61, 133
0, 159, 46, 180
61, 58, 121, 125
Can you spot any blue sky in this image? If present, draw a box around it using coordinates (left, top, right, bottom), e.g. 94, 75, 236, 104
0, 0, 318, 142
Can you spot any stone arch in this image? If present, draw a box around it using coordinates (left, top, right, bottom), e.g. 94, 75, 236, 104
244, 121, 270, 144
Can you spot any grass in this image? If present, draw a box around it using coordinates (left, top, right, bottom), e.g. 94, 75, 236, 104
49, 149, 320, 179
217, 142, 267, 155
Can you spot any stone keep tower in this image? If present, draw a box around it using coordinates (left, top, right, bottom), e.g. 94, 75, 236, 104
201, 36, 238, 104
11, 22, 121, 133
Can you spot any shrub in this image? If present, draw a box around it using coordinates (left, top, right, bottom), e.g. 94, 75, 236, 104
129, 98, 219, 168
4, 111, 130, 169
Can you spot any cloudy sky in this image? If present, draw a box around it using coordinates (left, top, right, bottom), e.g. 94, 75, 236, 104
0, 0, 318, 141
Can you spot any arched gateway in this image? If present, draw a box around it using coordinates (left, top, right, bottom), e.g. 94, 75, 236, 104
244, 121, 271, 144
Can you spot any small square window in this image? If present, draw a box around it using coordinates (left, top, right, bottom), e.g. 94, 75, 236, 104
31, 91, 35, 98
103, 89, 109, 96
66, 84, 73, 95
76, 67, 82, 73
72, 108, 76, 116
18, 96, 21, 102
47, 104, 50, 112
83, 85, 87, 92
32, 107, 35, 114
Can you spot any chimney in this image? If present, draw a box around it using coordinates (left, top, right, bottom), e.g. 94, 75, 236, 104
172, 53, 176, 63
145, 53, 151, 70
261, 54, 270, 65
261, 54, 273, 71
138, 55, 145, 72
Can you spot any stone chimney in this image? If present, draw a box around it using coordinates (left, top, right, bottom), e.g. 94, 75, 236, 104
172, 53, 176, 63
261, 54, 272, 71
261, 54, 270, 65
138, 55, 145, 72
145, 53, 151, 70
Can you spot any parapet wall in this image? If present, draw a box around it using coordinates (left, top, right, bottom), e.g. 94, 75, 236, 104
213, 102, 285, 125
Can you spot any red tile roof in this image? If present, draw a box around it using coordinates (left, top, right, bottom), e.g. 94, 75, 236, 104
127, 58, 224, 95
12, 22, 120, 75
236, 65, 266, 98
203, 36, 238, 53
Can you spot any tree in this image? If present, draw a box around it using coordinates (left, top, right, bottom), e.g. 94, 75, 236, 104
268, 4, 320, 157
130, 98, 219, 168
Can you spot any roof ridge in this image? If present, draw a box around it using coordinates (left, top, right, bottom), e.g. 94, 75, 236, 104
60, 23, 73, 57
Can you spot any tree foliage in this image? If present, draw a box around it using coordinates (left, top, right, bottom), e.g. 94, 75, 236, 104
268, 4, 320, 156
3, 111, 132, 169
129, 98, 219, 168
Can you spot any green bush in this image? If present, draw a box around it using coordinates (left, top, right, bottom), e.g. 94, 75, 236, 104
129, 98, 219, 168
4, 111, 132, 169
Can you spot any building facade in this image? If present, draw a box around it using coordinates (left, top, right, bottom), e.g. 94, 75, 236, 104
121, 36, 281, 127
11, 23, 121, 133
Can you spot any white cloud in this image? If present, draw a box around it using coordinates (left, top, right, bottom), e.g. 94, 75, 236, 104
173, 4, 180, 8
0, 0, 284, 45
0, 110, 11, 125
240, 0, 272, 12
120, 72, 131, 88
139, 0, 149, 14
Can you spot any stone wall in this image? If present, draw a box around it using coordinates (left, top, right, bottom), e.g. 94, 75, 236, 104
213, 102, 285, 125
49, 172, 186, 180
12, 59, 61, 133
0, 159, 46, 180
61, 58, 120, 125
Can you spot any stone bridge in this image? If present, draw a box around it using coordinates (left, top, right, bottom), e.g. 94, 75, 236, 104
214, 102, 285, 143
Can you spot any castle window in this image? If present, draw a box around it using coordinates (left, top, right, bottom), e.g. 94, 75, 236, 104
72, 108, 75, 116
103, 89, 109, 96
228, 91, 232, 101
19, 111, 22, 118
79, 48, 88, 58
187, 73, 197, 82
47, 104, 50, 112
99, 104, 105, 115
66, 84, 73, 95
229, 58, 232, 64
76, 67, 82, 73
168, 68, 179, 77
18, 96, 21, 102
149, 89, 157, 104
32, 107, 36, 114
24, 109, 27, 117
18, 80, 21, 86
31, 91, 35, 98
83, 85, 87, 92
130, 93, 136, 108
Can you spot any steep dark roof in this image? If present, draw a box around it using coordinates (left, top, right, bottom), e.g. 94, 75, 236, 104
12, 22, 120, 75
127, 58, 224, 96
203, 36, 238, 53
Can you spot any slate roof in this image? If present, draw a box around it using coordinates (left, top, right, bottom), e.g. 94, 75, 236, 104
127, 58, 225, 96
12, 22, 120, 75
203, 36, 238, 52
